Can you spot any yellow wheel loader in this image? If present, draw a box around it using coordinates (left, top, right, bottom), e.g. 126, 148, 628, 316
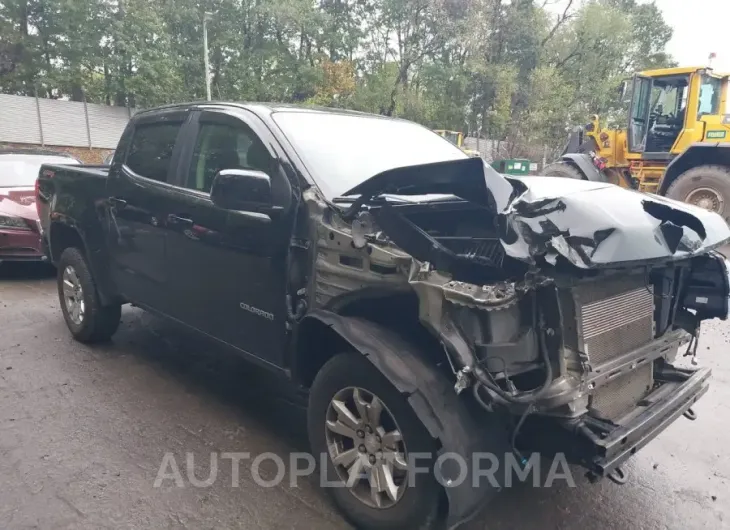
545, 66, 730, 220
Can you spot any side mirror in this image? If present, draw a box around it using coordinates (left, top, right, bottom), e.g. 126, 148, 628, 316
210, 169, 273, 212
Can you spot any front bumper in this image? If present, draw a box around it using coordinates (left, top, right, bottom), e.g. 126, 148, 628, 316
580, 366, 710, 476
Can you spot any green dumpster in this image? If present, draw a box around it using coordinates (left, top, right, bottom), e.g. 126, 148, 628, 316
491, 158, 531, 175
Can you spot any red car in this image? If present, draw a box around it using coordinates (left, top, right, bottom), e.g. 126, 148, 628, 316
0, 149, 80, 263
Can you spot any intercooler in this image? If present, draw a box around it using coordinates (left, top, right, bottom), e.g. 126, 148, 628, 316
562, 275, 656, 421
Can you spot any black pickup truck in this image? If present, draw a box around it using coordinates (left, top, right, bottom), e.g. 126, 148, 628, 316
37, 103, 730, 529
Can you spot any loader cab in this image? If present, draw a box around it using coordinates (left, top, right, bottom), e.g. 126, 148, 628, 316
627, 68, 729, 157
434, 129, 464, 148
433, 129, 482, 158
628, 73, 690, 155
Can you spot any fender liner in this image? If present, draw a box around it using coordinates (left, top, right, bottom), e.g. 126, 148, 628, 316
49, 217, 118, 306
561, 153, 607, 182
303, 309, 510, 529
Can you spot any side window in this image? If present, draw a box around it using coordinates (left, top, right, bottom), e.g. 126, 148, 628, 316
185, 122, 273, 193
125, 122, 182, 182
698, 75, 722, 117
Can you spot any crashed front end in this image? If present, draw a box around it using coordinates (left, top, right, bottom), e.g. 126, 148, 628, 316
330, 157, 730, 483
408, 258, 722, 480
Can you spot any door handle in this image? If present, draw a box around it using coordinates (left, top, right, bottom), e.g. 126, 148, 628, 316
168, 214, 194, 228
109, 197, 127, 209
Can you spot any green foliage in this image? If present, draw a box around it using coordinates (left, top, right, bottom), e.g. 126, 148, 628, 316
0, 0, 676, 152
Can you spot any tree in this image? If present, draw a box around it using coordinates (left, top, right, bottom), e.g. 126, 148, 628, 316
0, 0, 676, 154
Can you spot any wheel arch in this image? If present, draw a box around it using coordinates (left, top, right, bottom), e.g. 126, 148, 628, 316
293, 308, 509, 529
50, 221, 120, 306
559, 153, 606, 182
49, 221, 86, 264
291, 288, 442, 388
659, 143, 730, 195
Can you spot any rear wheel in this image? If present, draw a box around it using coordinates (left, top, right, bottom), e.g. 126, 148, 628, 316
57, 247, 121, 343
308, 353, 440, 530
542, 162, 584, 179
666, 165, 730, 221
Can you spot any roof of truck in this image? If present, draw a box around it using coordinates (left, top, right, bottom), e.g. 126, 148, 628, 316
132, 102, 395, 121
639, 66, 727, 78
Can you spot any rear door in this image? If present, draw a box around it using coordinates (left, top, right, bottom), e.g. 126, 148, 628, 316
628, 75, 653, 153
163, 109, 293, 366
105, 111, 189, 313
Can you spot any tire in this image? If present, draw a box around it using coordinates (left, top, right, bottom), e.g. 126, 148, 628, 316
308, 353, 440, 530
57, 247, 121, 343
666, 165, 730, 221
542, 162, 584, 179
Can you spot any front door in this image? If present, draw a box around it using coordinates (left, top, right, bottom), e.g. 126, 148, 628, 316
164, 110, 292, 366
627, 75, 653, 153
106, 113, 188, 313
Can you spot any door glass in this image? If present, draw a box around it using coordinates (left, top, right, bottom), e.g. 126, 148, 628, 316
125, 123, 182, 182
628, 76, 652, 152
186, 122, 273, 193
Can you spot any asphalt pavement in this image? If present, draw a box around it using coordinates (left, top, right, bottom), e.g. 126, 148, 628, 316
0, 263, 728, 529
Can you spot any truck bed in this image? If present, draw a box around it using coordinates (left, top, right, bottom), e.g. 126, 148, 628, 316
36, 163, 111, 244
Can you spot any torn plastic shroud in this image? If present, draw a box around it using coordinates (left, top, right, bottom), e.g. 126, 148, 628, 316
343, 157, 730, 270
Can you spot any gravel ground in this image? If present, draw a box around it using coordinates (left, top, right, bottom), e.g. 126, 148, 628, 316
0, 263, 728, 529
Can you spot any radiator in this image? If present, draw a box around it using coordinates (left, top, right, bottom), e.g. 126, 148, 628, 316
566, 275, 655, 367
562, 275, 656, 421
590, 363, 653, 421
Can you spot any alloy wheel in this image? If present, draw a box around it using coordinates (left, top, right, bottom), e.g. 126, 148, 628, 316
62, 265, 85, 325
325, 386, 409, 509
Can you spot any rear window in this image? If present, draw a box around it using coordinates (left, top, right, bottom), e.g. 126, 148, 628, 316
125, 122, 183, 182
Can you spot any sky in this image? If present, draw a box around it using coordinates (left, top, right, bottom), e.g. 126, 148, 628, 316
547, 0, 730, 72
658, 0, 730, 72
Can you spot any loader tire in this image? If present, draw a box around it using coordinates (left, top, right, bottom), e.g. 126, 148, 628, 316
542, 162, 584, 180
666, 165, 730, 222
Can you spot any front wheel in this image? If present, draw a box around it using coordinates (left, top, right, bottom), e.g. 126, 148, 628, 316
308, 353, 440, 530
57, 247, 121, 343
666, 165, 730, 221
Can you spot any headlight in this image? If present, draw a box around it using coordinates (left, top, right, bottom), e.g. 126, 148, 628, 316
0, 215, 31, 230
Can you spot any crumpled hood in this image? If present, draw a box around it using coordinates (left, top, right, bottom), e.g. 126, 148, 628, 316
501, 176, 730, 267
346, 158, 730, 269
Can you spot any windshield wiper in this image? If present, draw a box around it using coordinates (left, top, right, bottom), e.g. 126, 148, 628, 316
333, 194, 414, 204
332, 195, 359, 204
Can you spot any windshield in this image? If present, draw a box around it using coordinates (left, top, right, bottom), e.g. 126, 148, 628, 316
649, 76, 689, 124
0, 155, 78, 187
272, 112, 467, 200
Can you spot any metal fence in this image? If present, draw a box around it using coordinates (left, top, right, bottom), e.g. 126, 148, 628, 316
0, 94, 134, 149
0, 93, 556, 169
463, 136, 551, 170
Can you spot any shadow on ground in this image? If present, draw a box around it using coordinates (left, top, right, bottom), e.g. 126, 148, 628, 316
110, 309, 310, 448
0, 261, 55, 280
